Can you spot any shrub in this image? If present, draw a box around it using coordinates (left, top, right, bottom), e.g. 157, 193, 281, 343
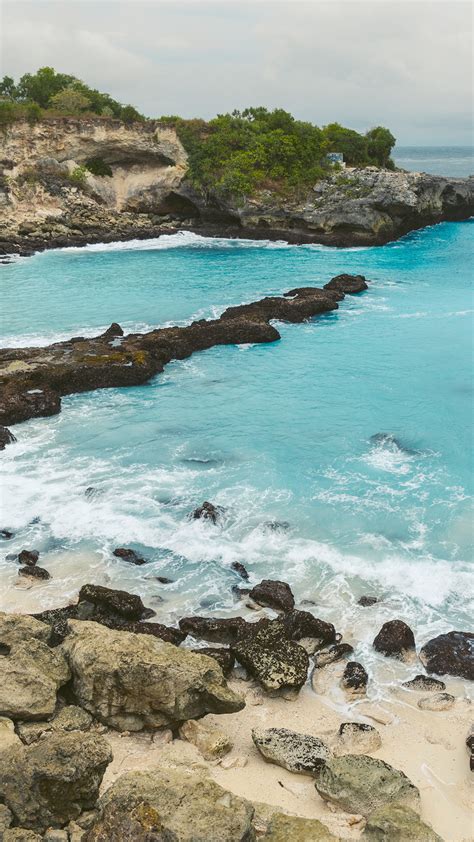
0, 100, 16, 126
68, 165, 88, 187
85, 156, 113, 177
50, 88, 91, 114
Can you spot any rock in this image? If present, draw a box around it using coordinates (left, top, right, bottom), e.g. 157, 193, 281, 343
82, 801, 174, 841
43, 830, 69, 842
402, 674, 446, 691
362, 804, 442, 840
67, 821, 87, 842
62, 620, 244, 731
3, 831, 43, 841
248, 579, 295, 612
87, 768, 254, 842
466, 724, 474, 772
17, 705, 93, 745
231, 561, 249, 580
220, 755, 247, 769
100, 322, 123, 340
315, 755, 420, 817
0, 804, 13, 835
18, 550, 39, 566
0, 637, 70, 720
156, 576, 174, 584
0, 382, 61, 426
0, 716, 22, 750
358, 596, 378, 607
191, 647, 235, 676
264, 812, 338, 841
0, 732, 112, 832
0, 529, 14, 539
32, 605, 79, 646
313, 642, 353, 667
419, 631, 474, 680
0, 426, 16, 450
78, 584, 155, 620
417, 692, 455, 711
341, 661, 368, 694
18, 565, 51, 580
0, 612, 51, 649
232, 621, 309, 693
192, 501, 220, 523
278, 610, 336, 645
324, 273, 368, 294
252, 727, 330, 775
334, 723, 382, 756
179, 719, 232, 760
112, 547, 147, 565
373, 620, 415, 661
179, 615, 249, 645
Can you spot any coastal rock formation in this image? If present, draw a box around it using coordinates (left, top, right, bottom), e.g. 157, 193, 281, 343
264, 813, 338, 841
0, 612, 51, 648
192, 501, 221, 523
362, 804, 442, 841
78, 583, 155, 620
18, 564, 51, 580
62, 620, 244, 730
112, 547, 147, 565
191, 647, 235, 675
334, 722, 382, 755
341, 661, 369, 694
87, 768, 255, 842
17, 549, 39, 566
179, 615, 249, 645
419, 631, 474, 680
0, 426, 16, 450
0, 637, 70, 720
248, 579, 295, 612
252, 726, 330, 775
315, 755, 420, 817
0, 732, 112, 832
232, 621, 309, 692
16, 705, 93, 745
373, 620, 416, 661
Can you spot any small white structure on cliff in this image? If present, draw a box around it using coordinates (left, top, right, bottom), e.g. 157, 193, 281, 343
327, 152, 345, 167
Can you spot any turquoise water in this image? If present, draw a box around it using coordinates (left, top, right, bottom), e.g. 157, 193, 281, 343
394, 146, 473, 177
1, 223, 473, 680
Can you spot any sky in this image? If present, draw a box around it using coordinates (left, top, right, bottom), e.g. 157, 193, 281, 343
1, 0, 472, 145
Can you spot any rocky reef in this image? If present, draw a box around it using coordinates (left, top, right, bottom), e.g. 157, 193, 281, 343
0, 118, 473, 254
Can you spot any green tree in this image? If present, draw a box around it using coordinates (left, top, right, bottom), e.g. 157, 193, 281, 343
50, 88, 91, 114
17, 67, 76, 107
322, 123, 369, 166
0, 75, 17, 98
120, 104, 145, 123
365, 126, 396, 167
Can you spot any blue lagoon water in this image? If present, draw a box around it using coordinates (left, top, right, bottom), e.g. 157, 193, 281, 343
1, 223, 473, 684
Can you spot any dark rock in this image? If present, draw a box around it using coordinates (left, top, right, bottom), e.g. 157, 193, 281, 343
0, 383, 61, 426
358, 595, 378, 607
402, 674, 446, 692
0, 426, 16, 450
248, 579, 295, 612
156, 576, 174, 584
102, 620, 186, 646
341, 661, 368, 693
78, 584, 155, 621
231, 585, 251, 598
100, 322, 124, 340
191, 501, 220, 523
373, 620, 416, 660
252, 726, 330, 775
324, 273, 368, 294
112, 547, 147, 565
0, 530, 14, 539
191, 647, 235, 676
466, 725, 474, 772
231, 561, 249, 580
18, 550, 39, 566
32, 605, 79, 645
279, 610, 336, 644
313, 642, 354, 668
18, 566, 51, 580
221, 288, 339, 324
178, 615, 249, 645
419, 631, 474, 681
232, 621, 309, 692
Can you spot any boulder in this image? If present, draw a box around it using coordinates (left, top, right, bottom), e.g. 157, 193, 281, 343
417, 692, 455, 711
78, 584, 155, 620
402, 674, 445, 691
466, 724, 474, 772
373, 620, 415, 661
179, 616, 249, 645
419, 631, 474, 680
0, 529, 14, 539
0, 612, 51, 649
248, 580, 295, 612
278, 610, 336, 645
252, 727, 330, 775
362, 804, 442, 841
358, 596, 378, 607
32, 605, 79, 645
232, 621, 309, 692
231, 562, 249, 580
100, 323, 123, 340
0, 716, 22, 750
324, 273, 368, 294
62, 620, 244, 731
3, 831, 42, 842
0, 732, 112, 832
191, 501, 220, 523
18, 565, 51, 580
179, 719, 232, 760
86, 768, 255, 842
0, 638, 70, 720
112, 547, 147, 565
315, 755, 420, 817
264, 812, 337, 840
313, 643, 353, 668
334, 723, 382, 756
191, 647, 235, 676
18, 550, 39, 566
0, 804, 13, 836
0, 425, 16, 450
341, 661, 368, 694
83, 801, 175, 841
17, 705, 93, 745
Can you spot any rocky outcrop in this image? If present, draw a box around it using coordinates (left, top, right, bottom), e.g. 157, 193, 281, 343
315, 755, 420, 817
252, 727, 330, 775
16, 705, 93, 745
248, 580, 295, 612
86, 768, 255, 842
0, 426, 16, 450
232, 621, 309, 693
373, 620, 416, 661
62, 620, 244, 730
0, 732, 112, 832
419, 631, 474, 680
362, 804, 442, 841
264, 813, 337, 841
0, 281, 364, 429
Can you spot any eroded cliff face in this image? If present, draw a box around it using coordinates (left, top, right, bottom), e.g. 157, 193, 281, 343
0, 118, 473, 253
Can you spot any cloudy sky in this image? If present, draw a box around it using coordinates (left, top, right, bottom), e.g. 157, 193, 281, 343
1, 0, 472, 144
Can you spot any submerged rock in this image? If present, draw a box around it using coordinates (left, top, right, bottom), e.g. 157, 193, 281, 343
231, 561, 249, 580
358, 595, 378, 607
0, 732, 112, 832
334, 723, 382, 756
264, 812, 338, 841
62, 620, 244, 730
341, 661, 368, 694
373, 620, 416, 661
248, 579, 295, 612
0, 425, 16, 450
417, 692, 455, 711
362, 804, 442, 841
419, 631, 474, 680
315, 755, 420, 817
252, 726, 330, 775
112, 547, 147, 565
192, 501, 221, 523
87, 768, 255, 842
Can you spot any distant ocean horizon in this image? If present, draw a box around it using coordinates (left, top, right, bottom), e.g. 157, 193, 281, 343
394, 145, 473, 178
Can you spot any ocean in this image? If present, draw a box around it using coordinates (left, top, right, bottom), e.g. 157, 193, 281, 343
1, 154, 473, 691
393, 145, 473, 178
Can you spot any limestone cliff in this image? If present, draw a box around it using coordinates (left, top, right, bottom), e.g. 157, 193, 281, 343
0, 118, 472, 253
